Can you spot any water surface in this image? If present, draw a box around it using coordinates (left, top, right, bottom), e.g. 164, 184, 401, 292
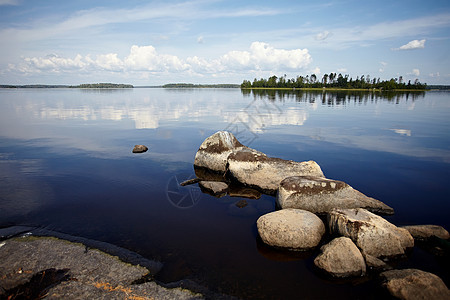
0, 88, 449, 299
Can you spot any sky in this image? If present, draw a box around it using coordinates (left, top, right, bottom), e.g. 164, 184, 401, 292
0, 0, 449, 85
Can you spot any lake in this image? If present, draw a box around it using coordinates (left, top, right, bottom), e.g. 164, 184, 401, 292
0, 88, 449, 299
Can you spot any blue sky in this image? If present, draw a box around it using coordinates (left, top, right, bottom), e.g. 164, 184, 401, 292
0, 0, 449, 85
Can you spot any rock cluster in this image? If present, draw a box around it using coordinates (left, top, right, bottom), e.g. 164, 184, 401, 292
190, 131, 449, 296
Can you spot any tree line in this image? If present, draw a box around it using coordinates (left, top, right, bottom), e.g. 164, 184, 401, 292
71, 83, 134, 88
241, 74, 427, 90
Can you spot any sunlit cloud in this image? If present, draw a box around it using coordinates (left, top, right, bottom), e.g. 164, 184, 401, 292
393, 39, 426, 50
10, 42, 312, 76
407, 69, 420, 76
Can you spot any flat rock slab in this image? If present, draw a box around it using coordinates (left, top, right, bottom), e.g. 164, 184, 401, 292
314, 237, 366, 278
198, 181, 228, 197
380, 269, 450, 300
401, 225, 450, 240
194, 131, 246, 172
0, 236, 202, 299
227, 148, 324, 194
257, 209, 325, 250
328, 208, 414, 258
277, 176, 394, 215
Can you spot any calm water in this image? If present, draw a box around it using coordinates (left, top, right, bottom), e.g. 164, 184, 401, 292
0, 88, 449, 299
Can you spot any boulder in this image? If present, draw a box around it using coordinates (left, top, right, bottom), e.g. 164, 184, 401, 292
380, 269, 450, 300
277, 176, 394, 215
328, 208, 414, 258
364, 254, 391, 271
401, 225, 449, 241
194, 131, 246, 173
227, 148, 324, 194
257, 209, 325, 250
314, 237, 366, 277
198, 181, 228, 197
132, 145, 148, 153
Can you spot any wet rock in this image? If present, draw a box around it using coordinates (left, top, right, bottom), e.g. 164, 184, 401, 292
194, 131, 246, 173
132, 145, 148, 153
257, 209, 325, 250
277, 176, 394, 215
198, 181, 228, 197
380, 269, 450, 300
401, 225, 449, 241
328, 208, 414, 258
314, 237, 366, 278
227, 148, 324, 194
0, 236, 202, 299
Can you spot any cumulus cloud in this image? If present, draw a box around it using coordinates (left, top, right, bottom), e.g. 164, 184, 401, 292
379, 61, 387, 72
11, 42, 312, 76
197, 36, 204, 44
394, 39, 426, 50
337, 68, 347, 73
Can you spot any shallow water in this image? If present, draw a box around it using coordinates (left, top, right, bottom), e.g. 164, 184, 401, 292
0, 88, 449, 299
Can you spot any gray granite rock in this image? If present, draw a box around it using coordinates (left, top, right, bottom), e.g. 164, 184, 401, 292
314, 237, 366, 277
277, 176, 394, 215
401, 225, 449, 240
328, 208, 414, 258
194, 131, 246, 173
257, 209, 325, 250
380, 269, 450, 300
227, 148, 324, 194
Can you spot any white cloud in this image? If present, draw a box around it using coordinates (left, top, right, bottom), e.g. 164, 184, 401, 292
394, 39, 426, 50
429, 72, 440, 78
315, 31, 330, 41
11, 42, 312, 76
197, 36, 204, 44
408, 69, 420, 76
337, 68, 347, 73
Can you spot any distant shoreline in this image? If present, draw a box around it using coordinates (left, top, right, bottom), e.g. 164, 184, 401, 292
0, 84, 448, 91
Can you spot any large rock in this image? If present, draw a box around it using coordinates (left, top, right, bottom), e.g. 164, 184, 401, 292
401, 225, 449, 240
380, 269, 450, 300
257, 209, 325, 250
227, 148, 324, 194
277, 176, 394, 215
194, 131, 246, 173
314, 237, 366, 277
328, 208, 414, 258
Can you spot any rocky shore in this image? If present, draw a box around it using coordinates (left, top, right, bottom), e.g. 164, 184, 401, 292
0, 227, 204, 300
191, 131, 450, 299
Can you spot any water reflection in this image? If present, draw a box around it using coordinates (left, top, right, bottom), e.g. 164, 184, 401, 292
243, 89, 426, 105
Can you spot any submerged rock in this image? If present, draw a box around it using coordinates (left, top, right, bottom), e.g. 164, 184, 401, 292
328, 208, 414, 258
198, 181, 228, 197
401, 225, 449, 241
132, 145, 148, 153
380, 269, 450, 300
314, 237, 366, 278
257, 209, 325, 250
277, 176, 394, 215
227, 148, 324, 194
194, 131, 246, 173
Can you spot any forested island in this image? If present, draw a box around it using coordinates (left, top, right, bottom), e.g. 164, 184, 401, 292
71, 83, 134, 88
0, 83, 133, 89
241, 74, 427, 90
162, 83, 240, 88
